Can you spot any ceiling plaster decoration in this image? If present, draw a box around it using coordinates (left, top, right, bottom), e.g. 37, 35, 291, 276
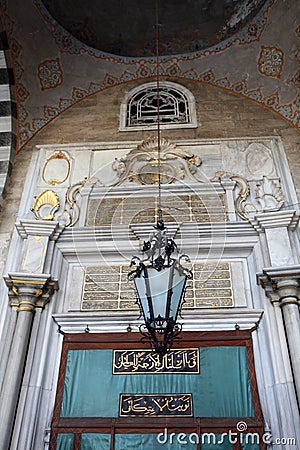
0, 0, 299, 151
35, 0, 273, 62
38, 0, 268, 58
38, 57, 63, 91
257, 45, 284, 78
291, 70, 300, 89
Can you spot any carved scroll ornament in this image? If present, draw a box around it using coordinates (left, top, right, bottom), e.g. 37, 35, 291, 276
213, 171, 256, 220
111, 137, 204, 185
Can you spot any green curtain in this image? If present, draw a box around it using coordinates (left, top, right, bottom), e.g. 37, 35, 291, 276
240, 440, 260, 450
56, 433, 74, 450
201, 434, 233, 450
81, 433, 111, 450
61, 346, 254, 418
115, 433, 196, 449
79, 433, 234, 449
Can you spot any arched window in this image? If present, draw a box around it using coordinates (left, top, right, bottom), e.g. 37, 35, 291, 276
120, 81, 197, 131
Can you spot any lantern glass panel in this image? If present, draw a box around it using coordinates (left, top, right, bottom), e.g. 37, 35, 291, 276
170, 267, 186, 320
134, 265, 186, 327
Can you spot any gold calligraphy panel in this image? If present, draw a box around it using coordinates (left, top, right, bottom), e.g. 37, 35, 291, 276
185, 262, 234, 308
86, 193, 227, 226
119, 394, 193, 417
81, 262, 233, 310
81, 265, 137, 311
113, 349, 199, 374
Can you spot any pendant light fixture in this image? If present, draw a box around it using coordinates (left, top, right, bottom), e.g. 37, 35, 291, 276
129, 1, 192, 362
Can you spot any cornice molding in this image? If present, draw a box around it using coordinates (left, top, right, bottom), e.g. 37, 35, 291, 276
15, 219, 64, 240
250, 210, 299, 233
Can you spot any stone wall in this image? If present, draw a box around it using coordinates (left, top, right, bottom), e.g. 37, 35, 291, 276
0, 79, 299, 276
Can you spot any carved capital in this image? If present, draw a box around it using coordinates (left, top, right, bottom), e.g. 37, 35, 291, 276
3, 272, 58, 310
257, 266, 300, 306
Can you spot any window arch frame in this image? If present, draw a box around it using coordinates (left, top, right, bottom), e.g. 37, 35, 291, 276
119, 81, 198, 131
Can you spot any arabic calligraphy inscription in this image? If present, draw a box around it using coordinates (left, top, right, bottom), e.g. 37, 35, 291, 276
113, 349, 199, 374
119, 394, 193, 417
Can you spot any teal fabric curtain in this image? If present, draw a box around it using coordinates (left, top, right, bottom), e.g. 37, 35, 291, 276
81, 433, 111, 450
115, 433, 197, 449
240, 440, 260, 450
80, 433, 234, 449
61, 346, 254, 418
201, 434, 233, 450
56, 433, 74, 450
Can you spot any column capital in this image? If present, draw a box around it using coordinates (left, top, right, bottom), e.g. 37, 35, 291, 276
15, 219, 64, 240
250, 210, 299, 233
3, 272, 58, 310
257, 265, 300, 305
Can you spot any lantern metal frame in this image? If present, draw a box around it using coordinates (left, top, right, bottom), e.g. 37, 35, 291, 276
129, 215, 192, 362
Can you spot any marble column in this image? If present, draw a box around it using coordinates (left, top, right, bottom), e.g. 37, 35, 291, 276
0, 219, 61, 450
0, 273, 57, 450
258, 267, 300, 405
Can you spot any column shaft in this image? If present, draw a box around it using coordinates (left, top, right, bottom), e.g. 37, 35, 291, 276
0, 306, 34, 450
281, 301, 300, 403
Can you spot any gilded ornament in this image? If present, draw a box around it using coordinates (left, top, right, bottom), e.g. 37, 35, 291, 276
42, 151, 70, 185
31, 190, 60, 220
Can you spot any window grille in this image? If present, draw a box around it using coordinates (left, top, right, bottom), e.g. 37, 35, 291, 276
120, 81, 197, 131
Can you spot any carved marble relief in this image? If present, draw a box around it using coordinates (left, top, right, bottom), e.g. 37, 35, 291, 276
111, 137, 205, 186
244, 142, 275, 178
220, 140, 276, 181
30, 138, 288, 226
255, 176, 284, 211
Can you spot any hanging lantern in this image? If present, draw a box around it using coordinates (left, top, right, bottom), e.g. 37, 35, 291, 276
129, 218, 192, 362
129, 6, 192, 362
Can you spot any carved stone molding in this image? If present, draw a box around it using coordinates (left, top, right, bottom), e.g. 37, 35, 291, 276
15, 219, 63, 240
58, 179, 87, 227
257, 265, 300, 403
31, 190, 60, 221
15, 220, 64, 274
42, 150, 71, 185
250, 210, 299, 233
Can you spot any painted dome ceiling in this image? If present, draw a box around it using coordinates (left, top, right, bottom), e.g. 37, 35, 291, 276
41, 0, 267, 57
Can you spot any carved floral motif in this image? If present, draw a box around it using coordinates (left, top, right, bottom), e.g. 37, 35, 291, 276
255, 176, 284, 211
